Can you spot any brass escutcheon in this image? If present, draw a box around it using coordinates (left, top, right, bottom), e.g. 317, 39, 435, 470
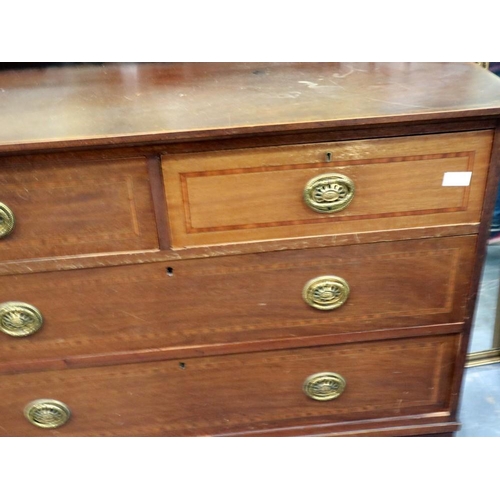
303, 372, 346, 401
303, 276, 350, 311
0, 202, 15, 239
0, 302, 43, 337
24, 399, 71, 429
303, 173, 355, 213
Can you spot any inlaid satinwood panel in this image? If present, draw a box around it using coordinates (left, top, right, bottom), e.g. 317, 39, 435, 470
0, 157, 159, 261
0, 235, 475, 366
162, 131, 492, 248
0, 334, 459, 436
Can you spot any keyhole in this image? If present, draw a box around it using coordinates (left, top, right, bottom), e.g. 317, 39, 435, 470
166, 267, 174, 276
325, 152, 332, 162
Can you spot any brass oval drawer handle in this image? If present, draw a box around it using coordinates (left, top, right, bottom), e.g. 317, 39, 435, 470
303, 276, 350, 310
24, 399, 71, 429
0, 202, 15, 239
303, 372, 346, 401
303, 173, 355, 213
0, 302, 44, 337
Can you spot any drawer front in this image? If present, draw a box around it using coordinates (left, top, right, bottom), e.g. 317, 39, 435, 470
162, 131, 492, 248
0, 157, 159, 260
0, 235, 475, 365
0, 334, 459, 436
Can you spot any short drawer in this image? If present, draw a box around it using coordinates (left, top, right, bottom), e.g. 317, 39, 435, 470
0, 157, 159, 260
0, 235, 475, 365
0, 334, 459, 436
162, 131, 492, 248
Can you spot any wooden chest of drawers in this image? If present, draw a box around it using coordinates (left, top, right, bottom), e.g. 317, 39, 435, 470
1, 62, 499, 436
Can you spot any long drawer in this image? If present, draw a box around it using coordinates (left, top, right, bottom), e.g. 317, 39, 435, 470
0, 334, 459, 436
0, 235, 475, 365
162, 131, 492, 248
0, 157, 159, 260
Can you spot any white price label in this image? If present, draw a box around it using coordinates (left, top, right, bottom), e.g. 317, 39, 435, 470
442, 172, 472, 187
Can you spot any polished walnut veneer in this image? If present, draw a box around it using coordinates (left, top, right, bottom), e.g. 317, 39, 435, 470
1, 62, 500, 436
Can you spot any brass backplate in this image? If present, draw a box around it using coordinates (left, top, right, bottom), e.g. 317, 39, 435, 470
24, 399, 71, 429
303, 275, 350, 311
0, 202, 15, 239
0, 302, 43, 337
303, 372, 346, 401
303, 173, 355, 214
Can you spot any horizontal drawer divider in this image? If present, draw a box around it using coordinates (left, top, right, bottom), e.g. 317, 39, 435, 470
0, 325, 464, 376
0, 224, 480, 277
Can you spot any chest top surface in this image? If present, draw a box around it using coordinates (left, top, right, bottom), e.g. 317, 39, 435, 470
1, 62, 500, 153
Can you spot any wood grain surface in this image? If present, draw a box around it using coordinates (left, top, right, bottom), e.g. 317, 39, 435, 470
0, 235, 476, 368
0, 63, 499, 153
1, 62, 499, 437
0, 156, 159, 260
0, 333, 459, 436
163, 130, 492, 248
